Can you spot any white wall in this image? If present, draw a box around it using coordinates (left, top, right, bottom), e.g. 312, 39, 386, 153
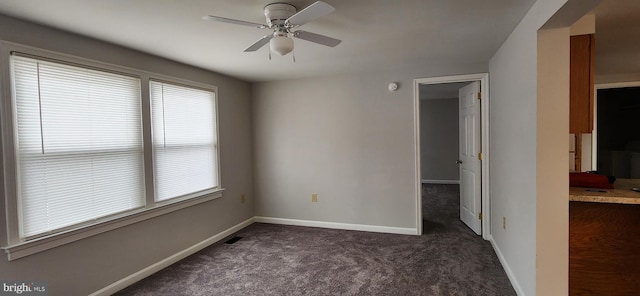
0, 14, 254, 295
488, 0, 599, 295
420, 98, 459, 181
252, 62, 486, 231
569, 134, 593, 172
489, 1, 567, 295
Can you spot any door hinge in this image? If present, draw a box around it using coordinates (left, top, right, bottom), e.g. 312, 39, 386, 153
478, 152, 483, 160
477, 92, 482, 100
478, 212, 483, 220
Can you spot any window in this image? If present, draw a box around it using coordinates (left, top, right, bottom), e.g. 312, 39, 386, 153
12, 55, 144, 238
3, 49, 222, 257
150, 81, 219, 201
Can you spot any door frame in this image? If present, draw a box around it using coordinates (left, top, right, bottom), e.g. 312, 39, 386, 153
413, 73, 490, 240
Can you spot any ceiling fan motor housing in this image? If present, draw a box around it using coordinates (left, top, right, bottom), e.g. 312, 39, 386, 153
264, 3, 297, 27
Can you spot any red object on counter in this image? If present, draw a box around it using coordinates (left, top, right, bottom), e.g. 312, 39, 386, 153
569, 172, 614, 189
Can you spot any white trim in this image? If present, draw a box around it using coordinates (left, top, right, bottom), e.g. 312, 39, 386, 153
489, 235, 525, 296
0, 40, 221, 90
89, 217, 255, 296
413, 81, 422, 235
421, 179, 460, 184
255, 216, 418, 235
593, 81, 640, 171
3, 190, 224, 261
413, 73, 490, 239
596, 81, 640, 90
592, 92, 598, 170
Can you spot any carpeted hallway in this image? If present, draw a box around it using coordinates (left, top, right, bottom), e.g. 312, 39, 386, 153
116, 184, 515, 295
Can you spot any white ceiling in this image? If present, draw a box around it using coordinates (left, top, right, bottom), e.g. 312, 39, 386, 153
592, 0, 640, 81
0, 0, 537, 82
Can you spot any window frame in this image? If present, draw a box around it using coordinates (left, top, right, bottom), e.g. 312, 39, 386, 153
12, 54, 147, 240
0, 41, 223, 260
149, 79, 221, 202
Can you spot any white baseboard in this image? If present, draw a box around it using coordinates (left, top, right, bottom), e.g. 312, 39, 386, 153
421, 179, 460, 184
90, 217, 255, 296
489, 235, 525, 296
255, 216, 418, 235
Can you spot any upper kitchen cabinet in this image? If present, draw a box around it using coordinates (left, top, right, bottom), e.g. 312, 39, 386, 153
570, 34, 595, 134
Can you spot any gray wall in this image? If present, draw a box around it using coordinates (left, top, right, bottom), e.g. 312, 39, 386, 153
252, 62, 486, 230
420, 98, 459, 181
0, 14, 254, 295
487, 0, 576, 294
488, 8, 540, 294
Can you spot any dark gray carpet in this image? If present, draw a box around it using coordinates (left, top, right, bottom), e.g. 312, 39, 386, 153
116, 184, 515, 295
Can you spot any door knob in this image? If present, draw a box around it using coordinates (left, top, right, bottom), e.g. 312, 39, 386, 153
456, 160, 463, 164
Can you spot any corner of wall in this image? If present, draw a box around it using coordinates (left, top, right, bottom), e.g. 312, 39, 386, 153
536, 26, 571, 296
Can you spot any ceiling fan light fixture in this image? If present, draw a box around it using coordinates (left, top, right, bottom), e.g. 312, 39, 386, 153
270, 36, 294, 56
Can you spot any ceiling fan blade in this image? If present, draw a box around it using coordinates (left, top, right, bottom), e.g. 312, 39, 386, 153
244, 35, 273, 52
202, 15, 267, 29
293, 30, 341, 47
285, 1, 335, 26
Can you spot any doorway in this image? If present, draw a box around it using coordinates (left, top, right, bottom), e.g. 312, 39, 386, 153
588, 81, 640, 178
591, 82, 640, 175
413, 73, 490, 239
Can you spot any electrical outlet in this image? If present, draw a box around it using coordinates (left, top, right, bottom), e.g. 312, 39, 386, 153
503, 216, 506, 230
311, 193, 318, 203
241, 194, 245, 204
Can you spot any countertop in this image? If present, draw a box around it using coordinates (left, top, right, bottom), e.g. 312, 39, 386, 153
570, 179, 640, 204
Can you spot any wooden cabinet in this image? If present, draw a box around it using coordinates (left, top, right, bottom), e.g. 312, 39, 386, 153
570, 34, 595, 134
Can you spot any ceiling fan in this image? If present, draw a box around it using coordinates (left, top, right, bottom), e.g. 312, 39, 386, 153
202, 1, 341, 58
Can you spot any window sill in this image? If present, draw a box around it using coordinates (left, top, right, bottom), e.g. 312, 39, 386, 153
2, 188, 224, 261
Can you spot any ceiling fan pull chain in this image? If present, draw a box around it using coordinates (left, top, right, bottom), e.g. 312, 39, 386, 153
269, 50, 272, 61
292, 52, 296, 63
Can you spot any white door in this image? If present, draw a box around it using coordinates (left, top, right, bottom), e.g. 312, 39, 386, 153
458, 81, 482, 235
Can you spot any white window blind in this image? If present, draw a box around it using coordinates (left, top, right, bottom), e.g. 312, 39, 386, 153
11, 55, 144, 238
150, 81, 218, 201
